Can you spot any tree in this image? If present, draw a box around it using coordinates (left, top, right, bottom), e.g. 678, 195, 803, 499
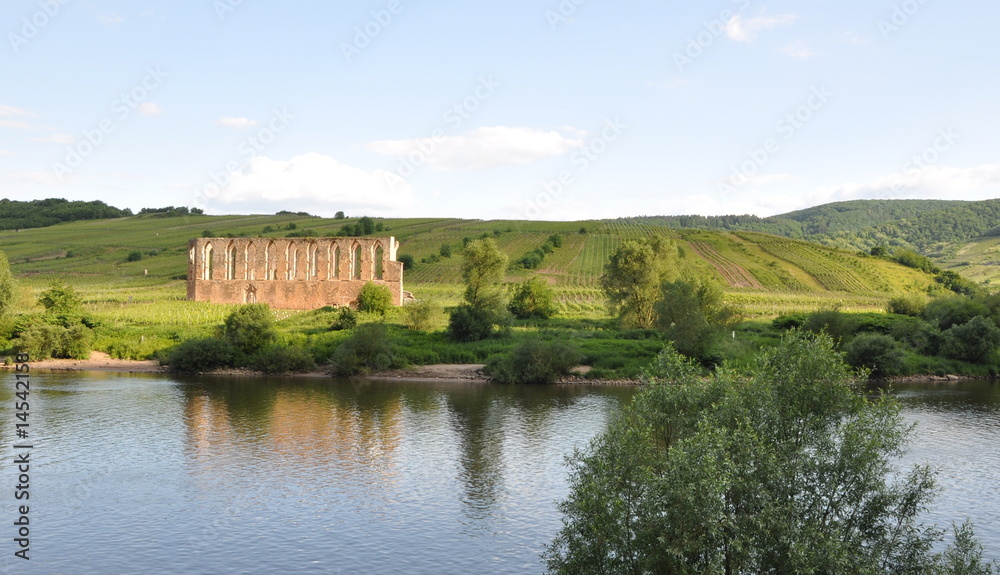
844, 332, 906, 376
601, 239, 678, 328
509, 277, 557, 319
357, 282, 393, 315
545, 332, 995, 574
222, 303, 277, 356
940, 316, 1000, 363
0, 250, 15, 317
448, 238, 510, 341
334, 211, 346, 219
37, 281, 82, 315
654, 278, 735, 360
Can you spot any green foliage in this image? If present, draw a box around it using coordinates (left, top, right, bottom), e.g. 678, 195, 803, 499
549, 233, 564, 248
167, 337, 237, 373
357, 282, 393, 315
925, 296, 986, 330
403, 299, 440, 331
509, 277, 557, 320
249, 345, 315, 374
330, 307, 358, 331
397, 254, 415, 270
126, 250, 144, 262
0, 198, 130, 231
802, 308, 859, 345
601, 239, 678, 328
15, 323, 94, 359
940, 316, 1000, 363
334, 211, 346, 219
447, 303, 511, 342
485, 339, 583, 384
439, 244, 452, 258
772, 313, 808, 330
38, 281, 83, 315
545, 333, 994, 574
888, 294, 927, 316
222, 303, 278, 355
201, 229, 214, 238
655, 279, 730, 360
330, 323, 396, 376
460, 238, 508, 308
893, 249, 940, 273
844, 332, 905, 376
937, 270, 981, 297
0, 250, 15, 317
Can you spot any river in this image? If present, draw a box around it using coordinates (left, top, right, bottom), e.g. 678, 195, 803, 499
1, 373, 997, 574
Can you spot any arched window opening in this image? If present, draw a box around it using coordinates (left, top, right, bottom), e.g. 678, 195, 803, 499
309, 243, 318, 278
352, 245, 363, 280
374, 245, 384, 280
332, 246, 341, 279
227, 246, 237, 280
203, 243, 214, 280
246, 243, 256, 281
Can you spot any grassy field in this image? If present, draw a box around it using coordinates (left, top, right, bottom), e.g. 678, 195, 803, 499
0, 212, 954, 364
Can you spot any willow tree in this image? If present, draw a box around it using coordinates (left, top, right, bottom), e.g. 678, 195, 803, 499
545, 332, 996, 574
600, 238, 678, 328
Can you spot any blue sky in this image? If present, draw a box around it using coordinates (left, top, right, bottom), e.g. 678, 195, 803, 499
1, 0, 998, 220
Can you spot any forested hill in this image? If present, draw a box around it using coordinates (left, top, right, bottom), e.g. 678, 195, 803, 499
0, 198, 132, 230
629, 198, 1000, 255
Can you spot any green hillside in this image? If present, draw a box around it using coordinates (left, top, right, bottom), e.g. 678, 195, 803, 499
0, 212, 944, 319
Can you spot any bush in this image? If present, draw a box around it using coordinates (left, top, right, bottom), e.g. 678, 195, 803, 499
404, 299, 440, 331
330, 307, 358, 331
886, 294, 926, 317
167, 338, 238, 373
37, 282, 82, 315
773, 313, 808, 330
397, 254, 415, 270
924, 296, 986, 330
843, 333, 905, 377
940, 316, 1000, 363
357, 282, 393, 315
250, 345, 316, 374
509, 277, 557, 319
802, 309, 858, 345
485, 339, 583, 384
15, 323, 93, 359
447, 303, 510, 342
440, 244, 452, 258
330, 323, 396, 376
126, 250, 144, 262
222, 303, 277, 355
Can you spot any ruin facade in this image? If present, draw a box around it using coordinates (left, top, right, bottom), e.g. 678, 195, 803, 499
187, 237, 404, 309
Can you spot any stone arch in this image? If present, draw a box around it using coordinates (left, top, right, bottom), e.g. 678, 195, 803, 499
227, 241, 238, 280
203, 242, 214, 280
352, 242, 363, 280
245, 241, 257, 281
331, 242, 341, 279
373, 242, 385, 280
307, 241, 319, 279
265, 241, 277, 280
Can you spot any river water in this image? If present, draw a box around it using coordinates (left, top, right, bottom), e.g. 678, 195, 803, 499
1, 373, 997, 574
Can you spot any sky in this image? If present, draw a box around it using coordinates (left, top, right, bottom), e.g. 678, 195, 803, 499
1, 0, 999, 221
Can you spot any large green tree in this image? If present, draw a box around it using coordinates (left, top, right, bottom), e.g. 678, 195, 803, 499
600, 239, 678, 328
545, 332, 995, 574
448, 238, 511, 341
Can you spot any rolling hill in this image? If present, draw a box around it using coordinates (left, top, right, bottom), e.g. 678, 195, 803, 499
0, 211, 947, 318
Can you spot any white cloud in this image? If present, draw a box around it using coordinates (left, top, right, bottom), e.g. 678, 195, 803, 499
0, 150, 12, 157
725, 14, 798, 42
139, 102, 163, 116
367, 126, 584, 171
0, 106, 53, 131
216, 117, 258, 128
32, 133, 74, 144
0, 105, 32, 118
808, 163, 1000, 205
0, 170, 61, 186
98, 12, 124, 24
775, 41, 818, 59
211, 153, 413, 212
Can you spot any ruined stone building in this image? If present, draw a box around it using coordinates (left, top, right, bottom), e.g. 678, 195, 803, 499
187, 237, 404, 309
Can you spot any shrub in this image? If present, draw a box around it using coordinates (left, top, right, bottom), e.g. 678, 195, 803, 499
397, 254, 415, 270
440, 244, 452, 258
357, 282, 393, 315
222, 303, 277, 355
773, 313, 808, 330
250, 345, 316, 374
485, 339, 583, 384
330, 307, 358, 331
404, 300, 440, 331
126, 250, 144, 262
509, 277, 557, 319
924, 296, 986, 330
549, 234, 564, 248
844, 333, 905, 377
802, 309, 858, 345
0, 250, 15, 317
38, 282, 82, 315
15, 323, 93, 359
330, 323, 396, 376
60, 324, 94, 359
447, 303, 510, 342
886, 294, 926, 317
168, 338, 238, 373
940, 316, 1000, 363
